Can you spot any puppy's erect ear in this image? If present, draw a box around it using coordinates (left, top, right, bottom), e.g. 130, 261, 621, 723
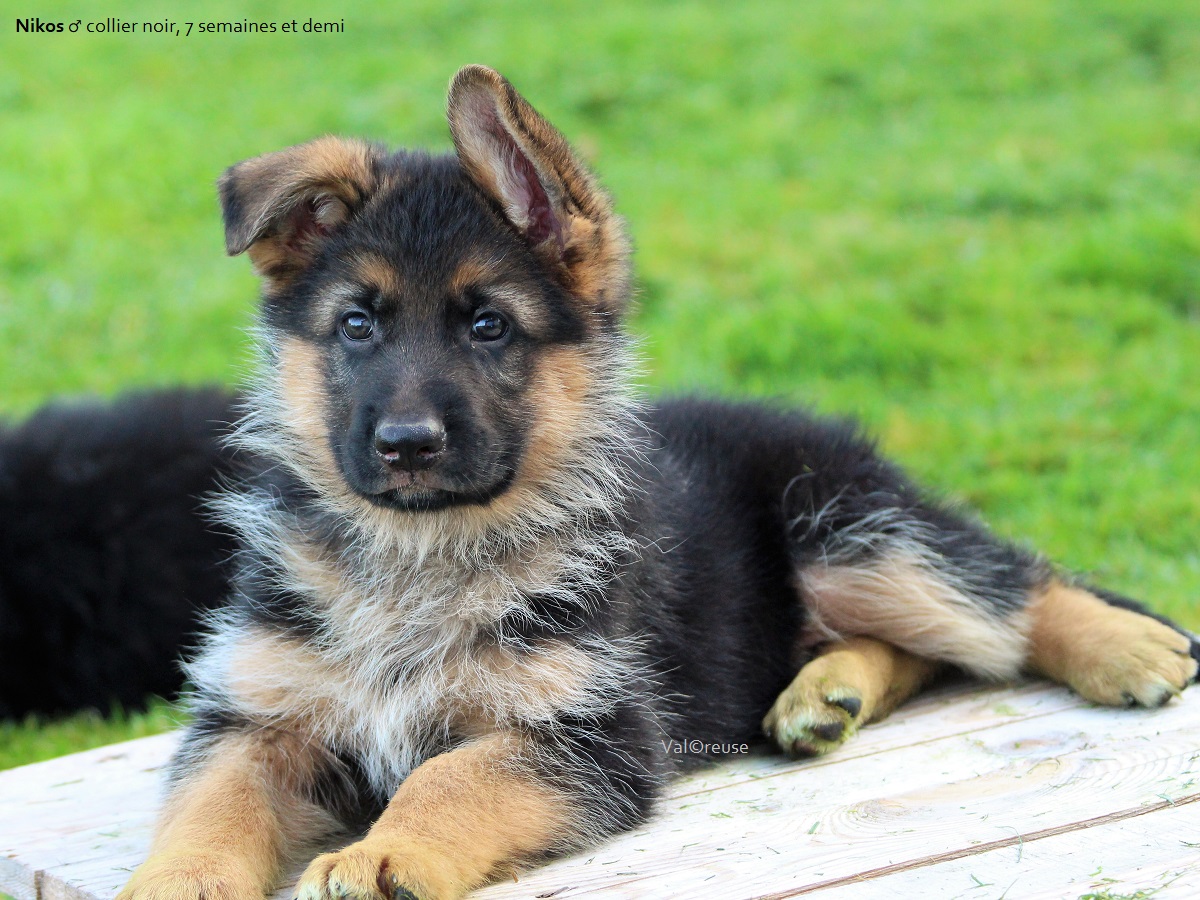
219, 136, 378, 285
447, 65, 630, 314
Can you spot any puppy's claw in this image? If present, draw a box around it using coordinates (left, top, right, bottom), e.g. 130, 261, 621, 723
828, 695, 862, 718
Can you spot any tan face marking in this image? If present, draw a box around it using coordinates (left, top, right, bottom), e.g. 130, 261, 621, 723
277, 338, 327, 440
450, 254, 557, 336
274, 336, 358, 503
448, 257, 498, 295
306, 253, 406, 334
350, 252, 405, 299
462, 345, 594, 530
516, 346, 593, 476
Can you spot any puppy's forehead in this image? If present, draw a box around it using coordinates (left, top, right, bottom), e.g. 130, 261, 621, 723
293, 164, 570, 339
337, 155, 528, 292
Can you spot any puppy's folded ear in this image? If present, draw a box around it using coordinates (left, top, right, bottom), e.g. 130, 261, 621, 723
219, 136, 379, 285
447, 65, 630, 314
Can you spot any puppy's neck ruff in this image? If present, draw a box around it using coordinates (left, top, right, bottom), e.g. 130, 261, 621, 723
207, 323, 646, 704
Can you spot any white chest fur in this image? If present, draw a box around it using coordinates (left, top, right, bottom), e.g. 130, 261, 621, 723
192, 487, 640, 796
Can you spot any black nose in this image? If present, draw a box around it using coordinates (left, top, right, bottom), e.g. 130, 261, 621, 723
374, 418, 446, 469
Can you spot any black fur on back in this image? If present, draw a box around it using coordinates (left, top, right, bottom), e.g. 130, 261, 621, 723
0, 387, 238, 719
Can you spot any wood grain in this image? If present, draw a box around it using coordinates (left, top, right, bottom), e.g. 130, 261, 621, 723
3, 683, 1198, 900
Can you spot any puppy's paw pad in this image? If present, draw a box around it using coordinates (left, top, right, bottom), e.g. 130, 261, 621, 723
295, 845, 432, 900
763, 684, 863, 758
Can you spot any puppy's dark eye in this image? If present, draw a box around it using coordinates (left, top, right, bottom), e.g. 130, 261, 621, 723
471, 310, 509, 342
340, 311, 374, 341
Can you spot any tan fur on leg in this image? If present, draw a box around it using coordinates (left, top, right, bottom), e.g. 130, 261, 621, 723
1027, 581, 1197, 707
293, 732, 573, 900
764, 636, 939, 757
118, 729, 341, 900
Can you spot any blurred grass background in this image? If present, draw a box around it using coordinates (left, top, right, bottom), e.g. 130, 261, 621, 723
1, 0, 1198, 769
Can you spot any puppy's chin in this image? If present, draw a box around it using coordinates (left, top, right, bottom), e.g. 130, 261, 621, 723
352, 470, 519, 513
364, 486, 460, 512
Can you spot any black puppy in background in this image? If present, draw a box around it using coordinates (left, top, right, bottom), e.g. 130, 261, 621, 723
0, 387, 236, 719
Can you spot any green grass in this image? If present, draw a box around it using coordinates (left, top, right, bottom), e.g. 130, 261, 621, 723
0, 698, 182, 770
2, 0, 1199, 768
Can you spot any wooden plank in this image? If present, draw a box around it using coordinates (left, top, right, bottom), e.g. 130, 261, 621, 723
2, 685, 1198, 900
0, 733, 179, 900
6, 681, 1051, 900
803, 798, 1200, 899
474, 692, 1200, 899
0, 857, 38, 900
660, 679, 1082, 801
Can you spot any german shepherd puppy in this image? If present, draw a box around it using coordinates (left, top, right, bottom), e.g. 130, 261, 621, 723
119, 66, 1199, 900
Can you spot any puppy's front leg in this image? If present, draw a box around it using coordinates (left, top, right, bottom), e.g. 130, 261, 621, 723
119, 728, 343, 900
293, 731, 580, 900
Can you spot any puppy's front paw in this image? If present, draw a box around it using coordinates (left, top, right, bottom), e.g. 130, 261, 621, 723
294, 841, 454, 900
117, 853, 260, 900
